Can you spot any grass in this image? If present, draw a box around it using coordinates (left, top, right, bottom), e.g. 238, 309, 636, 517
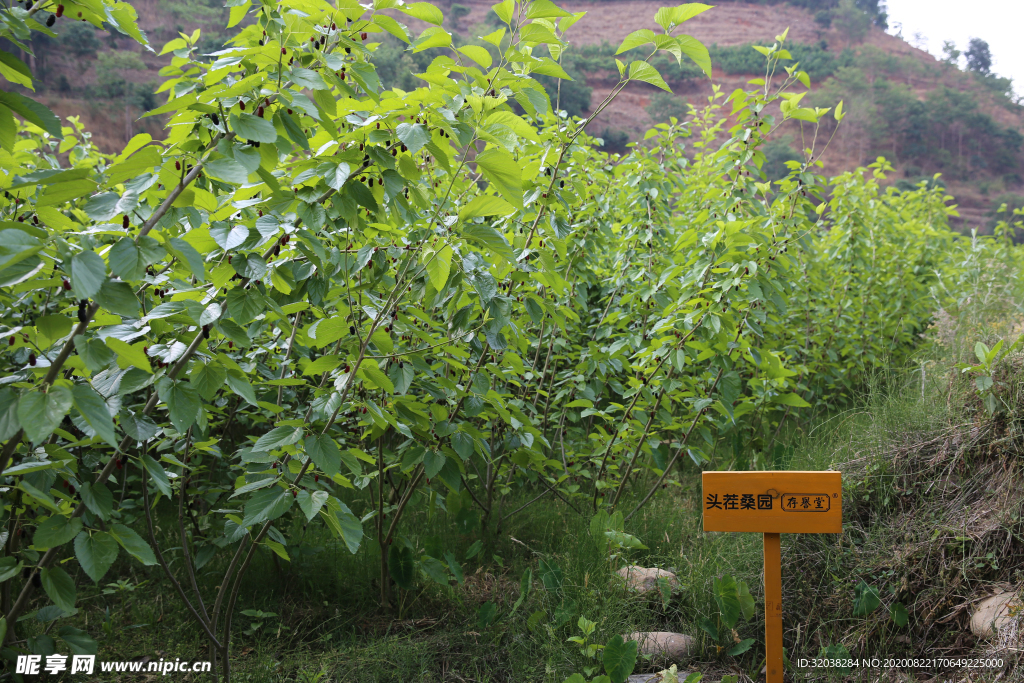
11, 350, 1023, 682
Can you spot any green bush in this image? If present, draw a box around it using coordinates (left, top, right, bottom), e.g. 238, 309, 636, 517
645, 92, 689, 123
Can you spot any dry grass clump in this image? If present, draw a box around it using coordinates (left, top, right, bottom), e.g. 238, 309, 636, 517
782, 353, 1024, 680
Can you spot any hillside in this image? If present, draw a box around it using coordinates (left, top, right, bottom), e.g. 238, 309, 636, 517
9, 0, 1024, 230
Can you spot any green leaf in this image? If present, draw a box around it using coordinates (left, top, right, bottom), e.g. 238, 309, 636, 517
17, 385, 73, 444
108, 238, 146, 281
423, 449, 445, 479
526, 0, 571, 18
279, 111, 309, 150
226, 286, 265, 325
0, 557, 19, 583
0, 91, 62, 137
402, 2, 444, 24
94, 280, 140, 317
348, 62, 381, 95
360, 365, 394, 394
167, 237, 206, 281
118, 409, 160, 442
713, 574, 741, 628
57, 626, 98, 655
109, 523, 158, 565
628, 61, 671, 92
444, 551, 464, 585
727, 638, 755, 656
424, 245, 452, 291
451, 432, 475, 460
475, 149, 523, 209
678, 35, 712, 76
477, 601, 497, 628
459, 195, 515, 220
853, 580, 880, 616
105, 338, 152, 374
493, 0, 515, 23
331, 503, 363, 553
141, 453, 172, 497
654, 3, 712, 30
155, 377, 200, 433
0, 229, 41, 272
71, 384, 118, 449
190, 360, 228, 401
289, 67, 328, 90
225, 373, 258, 406
74, 531, 119, 583
230, 113, 278, 143
304, 434, 341, 477
974, 341, 989, 366
0, 49, 34, 89
891, 601, 909, 627
396, 122, 431, 155
37, 178, 99, 207
462, 223, 514, 261
105, 146, 163, 186
264, 540, 290, 561
616, 28, 655, 54
210, 223, 249, 251
33, 515, 83, 549
602, 634, 638, 683
457, 45, 493, 68
79, 482, 113, 520
0, 106, 13, 153
241, 487, 293, 527
297, 489, 328, 521
205, 157, 249, 184
737, 578, 755, 621
70, 251, 107, 300
388, 544, 415, 590
510, 567, 532, 616
518, 23, 560, 45
412, 25, 451, 52
40, 566, 76, 612
325, 162, 351, 191
254, 426, 303, 451
775, 393, 810, 408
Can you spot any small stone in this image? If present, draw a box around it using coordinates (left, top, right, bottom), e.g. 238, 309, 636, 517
624, 631, 695, 661
616, 565, 679, 593
970, 591, 1021, 638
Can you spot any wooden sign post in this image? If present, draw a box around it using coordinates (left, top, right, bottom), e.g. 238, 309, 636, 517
702, 471, 842, 683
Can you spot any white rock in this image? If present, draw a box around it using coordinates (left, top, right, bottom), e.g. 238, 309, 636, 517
616, 566, 679, 593
970, 591, 1022, 638
623, 631, 695, 661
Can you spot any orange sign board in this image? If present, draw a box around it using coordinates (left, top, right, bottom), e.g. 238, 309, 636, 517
702, 471, 842, 534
